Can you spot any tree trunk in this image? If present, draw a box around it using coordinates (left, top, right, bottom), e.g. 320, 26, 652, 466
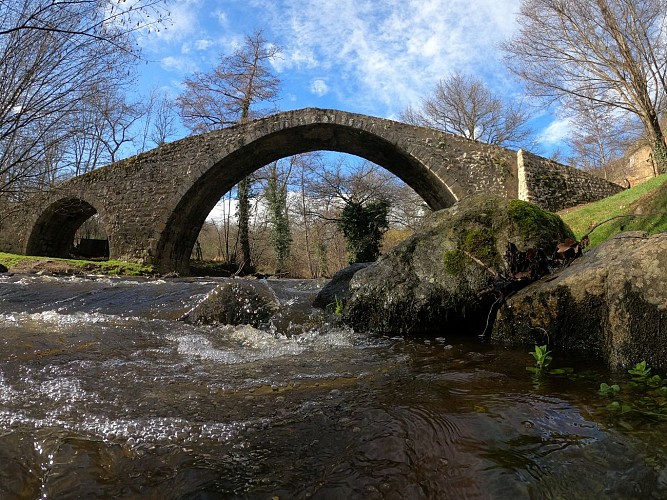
645, 111, 667, 175
237, 177, 253, 273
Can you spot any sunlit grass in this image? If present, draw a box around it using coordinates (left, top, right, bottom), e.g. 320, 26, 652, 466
0, 252, 154, 276
559, 174, 667, 248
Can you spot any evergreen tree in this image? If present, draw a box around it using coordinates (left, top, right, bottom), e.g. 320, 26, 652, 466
337, 199, 390, 264
266, 163, 291, 273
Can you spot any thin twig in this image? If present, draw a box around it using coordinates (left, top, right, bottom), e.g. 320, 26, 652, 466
461, 250, 498, 277
582, 213, 653, 239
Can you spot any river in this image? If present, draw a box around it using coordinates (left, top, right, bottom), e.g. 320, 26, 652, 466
1, 273, 666, 499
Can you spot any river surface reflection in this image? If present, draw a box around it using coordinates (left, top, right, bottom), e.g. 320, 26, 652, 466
0, 274, 666, 499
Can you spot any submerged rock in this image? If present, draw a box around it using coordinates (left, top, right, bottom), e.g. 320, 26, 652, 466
180, 279, 325, 334
493, 231, 667, 371
180, 280, 279, 326
343, 195, 574, 335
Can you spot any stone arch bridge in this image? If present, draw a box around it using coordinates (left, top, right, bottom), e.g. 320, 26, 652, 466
0, 108, 622, 274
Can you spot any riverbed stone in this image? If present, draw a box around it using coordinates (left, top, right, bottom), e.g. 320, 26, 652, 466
180, 279, 279, 326
492, 231, 667, 371
312, 262, 371, 309
343, 195, 574, 335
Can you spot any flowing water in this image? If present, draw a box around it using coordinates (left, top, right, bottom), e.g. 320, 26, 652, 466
1, 273, 667, 499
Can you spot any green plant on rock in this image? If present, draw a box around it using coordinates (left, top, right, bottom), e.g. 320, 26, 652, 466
334, 296, 344, 315
599, 382, 621, 397
326, 296, 344, 317
628, 360, 651, 381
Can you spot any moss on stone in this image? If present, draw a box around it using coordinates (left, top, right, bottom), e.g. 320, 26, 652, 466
507, 199, 574, 246
443, 249, 466, 275
463, 227, 497, 263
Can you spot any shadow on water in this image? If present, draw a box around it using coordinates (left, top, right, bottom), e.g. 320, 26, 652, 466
0, 274, 666, 498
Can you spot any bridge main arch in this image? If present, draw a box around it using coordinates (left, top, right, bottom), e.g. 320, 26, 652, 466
153, 110, 462, 274
2, 109, 535, 271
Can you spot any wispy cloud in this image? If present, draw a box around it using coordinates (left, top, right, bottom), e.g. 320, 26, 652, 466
538, 117, 572, 146
141, 0, 523, 118
252, 0, 521, 115
160, 56, 199, 74
141, 0, 202, 45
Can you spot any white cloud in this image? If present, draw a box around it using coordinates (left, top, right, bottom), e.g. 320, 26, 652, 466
212, 10, 228, 26
272, 47, 319, 72
160, 56, 199, 74
195, 39, 215, 51
310, 79, 329, 97
250, 0, 522, 116
140, 0, 526, 125
538, 117, 572, 146
142, 0, 202, 45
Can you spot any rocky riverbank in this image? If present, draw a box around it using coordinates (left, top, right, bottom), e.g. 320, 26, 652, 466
316, 195, 667, 371
493, 231, 667, 371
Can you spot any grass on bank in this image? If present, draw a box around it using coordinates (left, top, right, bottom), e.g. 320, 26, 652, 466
0, 252, 154, 276
559, 174, 667, 248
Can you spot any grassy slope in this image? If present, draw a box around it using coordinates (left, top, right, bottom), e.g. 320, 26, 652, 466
559, 174, 667, 248
0, 252, 154, 276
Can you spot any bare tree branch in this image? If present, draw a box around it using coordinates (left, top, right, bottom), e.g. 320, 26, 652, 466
400, 72, 534, 149
504, 0, 667, 169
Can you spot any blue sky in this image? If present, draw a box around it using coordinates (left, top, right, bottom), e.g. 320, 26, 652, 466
134, 0, 568, 154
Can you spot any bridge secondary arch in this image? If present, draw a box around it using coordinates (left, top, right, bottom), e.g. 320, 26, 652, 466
25, 197, 108, 259
154, 119, 459, 274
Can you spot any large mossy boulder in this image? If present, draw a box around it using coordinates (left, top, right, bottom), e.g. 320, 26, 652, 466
492, 231, 667, 371
342, 195, 574, 335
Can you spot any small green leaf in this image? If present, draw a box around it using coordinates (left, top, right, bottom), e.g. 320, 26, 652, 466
628, 361, 651, 379
599, 383, 621, 396
607, 401, 621, 411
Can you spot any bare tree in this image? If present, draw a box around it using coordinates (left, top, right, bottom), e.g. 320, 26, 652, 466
147, 90, 179, 147
177, 30, 281, 273
566, 99, 638, 178
401, 72, 533, 148
0, 0, 167, 40
176, 30, 281, 132
504, 0, 667, 171
0, 0, 169, 206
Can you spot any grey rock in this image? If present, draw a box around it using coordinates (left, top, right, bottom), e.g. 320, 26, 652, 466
312, 263, 371, 309
492, 231, 667, 371
180, 279, 278, 326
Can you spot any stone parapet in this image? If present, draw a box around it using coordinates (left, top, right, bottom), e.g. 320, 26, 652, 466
517, 150, 623, 211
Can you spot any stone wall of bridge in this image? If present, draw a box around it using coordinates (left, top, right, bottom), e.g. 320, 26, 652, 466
518, 150, 624, 212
